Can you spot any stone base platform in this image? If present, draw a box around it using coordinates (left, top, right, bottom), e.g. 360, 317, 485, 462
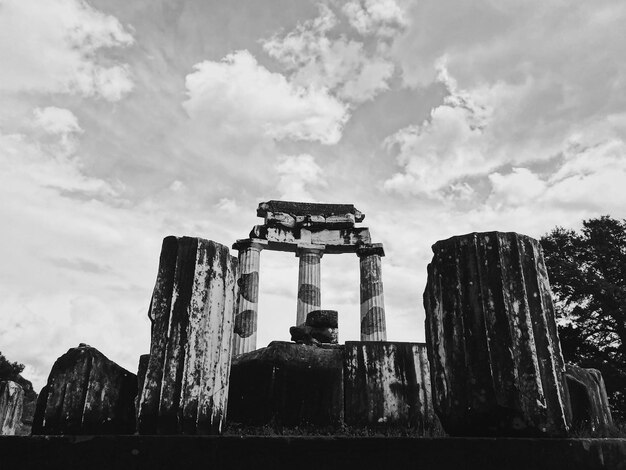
2, 436, 625, 470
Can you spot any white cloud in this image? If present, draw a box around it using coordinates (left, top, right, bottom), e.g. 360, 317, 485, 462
262, 4, 395, 103
0, 0, 134, 101
183, 50, 348, 145
32, 107, 82, 135
275, 154, 326, 201
488, 168, 546, 208
384, 65, 495, 197
342, 0, 408, 38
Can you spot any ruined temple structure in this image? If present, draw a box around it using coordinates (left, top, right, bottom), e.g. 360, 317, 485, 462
232, 200, 387, 355
14, 201, 622, 462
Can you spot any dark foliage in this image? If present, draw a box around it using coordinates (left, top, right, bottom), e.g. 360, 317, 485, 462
0, 351, 25, 381
541, 216, 626, 421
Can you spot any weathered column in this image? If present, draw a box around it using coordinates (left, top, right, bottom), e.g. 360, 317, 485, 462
232, 239, 266, 355
357, 243, 387, 341
424, 231, 571, 437
296, 246, 324, 326
565, 364, 613, 435
0, 381, 24, 436
32, 344, 137, 435
137, 236, 238, 435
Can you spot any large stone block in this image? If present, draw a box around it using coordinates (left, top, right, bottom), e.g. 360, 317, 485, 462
565, 364, 613, 435
137, 236, 237, 435
0, 381, 24, 435
424, 231, 571, 436
32, 344, 137, 435
343, 342, 436, 433
227, 341, 344, 427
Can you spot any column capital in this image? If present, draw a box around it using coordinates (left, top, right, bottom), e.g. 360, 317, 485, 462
357, 243, 385, 258
295, 244, 325, 258
232, 238, 268, 252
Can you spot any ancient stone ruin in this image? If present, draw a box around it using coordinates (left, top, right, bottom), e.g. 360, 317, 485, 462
4, 201, 622, 470
232, 200, 387, 356
423, 232, 571, 437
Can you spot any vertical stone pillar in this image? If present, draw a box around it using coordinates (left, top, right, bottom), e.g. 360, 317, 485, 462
424, 231, 571, 437
0, 381, 24, 436
296, 246, 324, 326
357, 243, 387, 341
137, 236, 238, 435
232, 239, 266, 356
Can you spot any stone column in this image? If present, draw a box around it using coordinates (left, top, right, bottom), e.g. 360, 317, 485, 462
296, 246, 324, 326
357, 243, 387, 341
232, 239, 266, 356
137, 236, 238, 435
424, 231, 571, 437
0, 381, 24, 436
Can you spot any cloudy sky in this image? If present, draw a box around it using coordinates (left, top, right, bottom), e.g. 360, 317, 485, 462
1, 0, 625, 390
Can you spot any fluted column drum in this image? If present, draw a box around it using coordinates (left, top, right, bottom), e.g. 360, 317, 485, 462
357, 243, 387, 341
424, 231, 571, 437
233, 239, 265, 355
296, 246, 323, 326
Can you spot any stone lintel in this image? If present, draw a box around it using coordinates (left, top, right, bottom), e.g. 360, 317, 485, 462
264, 211, 357, 230
257, 200, 365, 223
232, 238, 268, 252
356, 243, 385, 258
250, 226, 371, 248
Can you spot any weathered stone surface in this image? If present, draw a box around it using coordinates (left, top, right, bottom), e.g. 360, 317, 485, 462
0, 381, 24, 435
344, 342, 437, 434
357, 244, 386, 341
290, 325, 338, 345
249, 226, 372, 253
257, 200, 364, 223
227, 342, 344, 426
565, 364, 613, 435
232, 239, 265, 355
137, 236, 237, 435
32, 344, 136, 435
306, 310, 338, 328
135, 354, 149, 425
11, 374, 37, 436
424, 231, 571, 437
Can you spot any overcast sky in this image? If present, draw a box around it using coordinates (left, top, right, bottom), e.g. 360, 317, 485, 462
2, 0, 625, 391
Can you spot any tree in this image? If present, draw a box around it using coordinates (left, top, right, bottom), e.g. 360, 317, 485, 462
0, 351, 25, 382
541, 215, 626, 421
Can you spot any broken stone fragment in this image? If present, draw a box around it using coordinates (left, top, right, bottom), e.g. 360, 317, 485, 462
0, 381, 24, 436
32, 344, 137, 435
306, 310, 338, 328
565, 364, 613, 435
290, 325, 338, 345
424, 231, 571, 437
